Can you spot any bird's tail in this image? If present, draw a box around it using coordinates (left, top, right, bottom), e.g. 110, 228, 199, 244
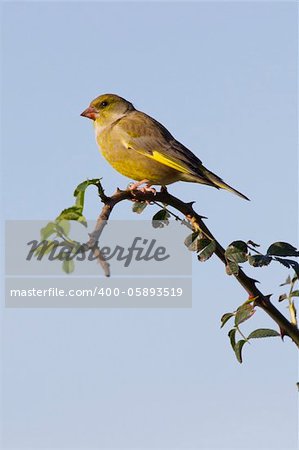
201, 166, 250, 201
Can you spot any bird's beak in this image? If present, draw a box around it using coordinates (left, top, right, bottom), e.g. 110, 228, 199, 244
80, 105, 97, 120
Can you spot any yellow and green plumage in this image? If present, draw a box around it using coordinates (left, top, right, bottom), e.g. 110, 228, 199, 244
81, 93, 249, 200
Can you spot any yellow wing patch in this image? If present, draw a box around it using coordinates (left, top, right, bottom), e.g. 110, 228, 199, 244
151, 151, 190, 174
125, 139, 192, 174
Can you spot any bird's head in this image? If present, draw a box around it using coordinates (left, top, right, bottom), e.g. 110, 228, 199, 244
81, 94, 134, 126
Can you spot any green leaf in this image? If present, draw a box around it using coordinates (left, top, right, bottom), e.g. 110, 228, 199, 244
198, 239, 216, 262
235, 303, 255, 326
234, 340, 246, 363
228, 328, 237, 351
77, 215, 87, 227
33, 240, 59, 258
196, 238, 212, 252
225, 240, 248, 263
55, 219, 71, 237
73, 178, 101, 196
184, 232, 200, 251
291, 290, 299, 297
75, 191, 85, 210
73, 179, 102, 210
132, 201, 147, 214
56, 207, 87, 227
243, 295, 258, 305
57, 206, 83, 221
280, 275, 291, 286
247, 240, 260, 248
226, 260, 239, 276
62, 259, 75, 274
274, 258, 299, 277
267, 242, 299, 257
247, 328, 280, 339
278, 293, 287, 302
152, 209, 170, 227
53, 244, 73, 261
40, 222, 57, 240
248, 254, 272, 267
221, 312, 235, 328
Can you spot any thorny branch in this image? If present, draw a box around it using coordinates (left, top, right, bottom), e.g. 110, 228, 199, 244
88, 185, 299, 347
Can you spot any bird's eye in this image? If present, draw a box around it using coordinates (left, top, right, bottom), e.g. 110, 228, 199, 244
100, 101, 108, 107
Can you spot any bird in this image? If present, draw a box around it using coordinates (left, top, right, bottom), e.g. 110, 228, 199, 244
81, 93, 249, 200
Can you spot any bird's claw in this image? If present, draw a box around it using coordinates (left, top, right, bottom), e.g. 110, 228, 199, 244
128, 180, 156, 204
128, 180, 156, 196
139, 186, 156, 195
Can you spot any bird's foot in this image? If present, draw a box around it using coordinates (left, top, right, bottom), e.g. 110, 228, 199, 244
128, 180, 156, 204
139, 185, 156, 195
128, 180, 156, 194
128, 179, 150, 190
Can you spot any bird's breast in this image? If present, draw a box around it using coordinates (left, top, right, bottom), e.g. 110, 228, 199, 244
94, 125, 181, 185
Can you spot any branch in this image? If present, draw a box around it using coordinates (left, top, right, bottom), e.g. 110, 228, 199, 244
90, 186, 299, 347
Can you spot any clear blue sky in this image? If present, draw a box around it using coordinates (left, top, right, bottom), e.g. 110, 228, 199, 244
1, 1, 298, 449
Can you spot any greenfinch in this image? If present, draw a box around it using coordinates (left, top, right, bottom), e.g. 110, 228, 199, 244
81, 94, 249, 200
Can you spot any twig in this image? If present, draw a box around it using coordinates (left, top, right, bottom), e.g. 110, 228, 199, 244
89, 187, 299, 347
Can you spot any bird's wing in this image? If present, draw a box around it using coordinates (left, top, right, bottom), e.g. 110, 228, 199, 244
115, 111, 204, 177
